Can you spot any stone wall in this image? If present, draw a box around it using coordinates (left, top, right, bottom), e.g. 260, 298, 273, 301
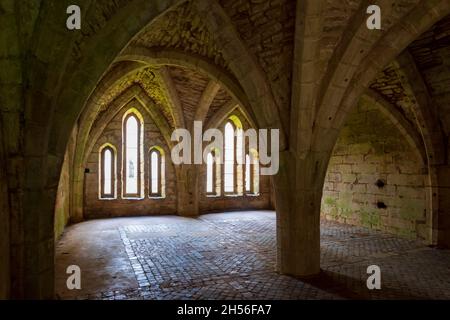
84, 103, 178, 218
321, 100, 428, 240
198, 173, 271, 213
83, 104, 271, 217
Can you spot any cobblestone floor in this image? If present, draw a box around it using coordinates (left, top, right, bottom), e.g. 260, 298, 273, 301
55, 211, 450, 300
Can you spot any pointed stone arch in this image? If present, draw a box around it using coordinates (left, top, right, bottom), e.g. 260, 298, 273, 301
192, 80, 221, 130
396, 52, 446, 166
315, 4, 450, 247
117, 46, 253, 125
72, 85, 175, 221
276, 1, 450, 277
18, 1, 184, 298
205, 101, 257, 132
318, 1, 450, 146
396, 51, 448, 246
363, 90, 427, 165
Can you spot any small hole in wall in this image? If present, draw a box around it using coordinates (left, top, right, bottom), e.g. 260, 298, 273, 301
85, 168, 90, 174
377, 201, 387, 209
375, 179, 385, 188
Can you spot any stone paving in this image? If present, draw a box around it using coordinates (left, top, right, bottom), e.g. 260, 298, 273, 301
55, 211, 450, 300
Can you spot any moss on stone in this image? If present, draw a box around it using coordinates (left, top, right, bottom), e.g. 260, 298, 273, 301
360, 209, 381, 228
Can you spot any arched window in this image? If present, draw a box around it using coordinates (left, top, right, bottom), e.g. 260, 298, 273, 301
149, 147, 165, 198
245, 150, 260, 195
123, 111, 143, 198
223, 117, 245, 195
224, 122, 235, 194
99, 145, 116, 199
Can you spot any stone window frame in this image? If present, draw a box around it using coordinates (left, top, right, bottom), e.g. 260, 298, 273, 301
148, 146, 165, 199
223, 116, 245, 197
98, 143, 117, 200
223, 120, 239, 196
122, 109, 144, 199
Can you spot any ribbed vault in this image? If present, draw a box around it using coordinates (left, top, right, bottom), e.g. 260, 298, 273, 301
2, 0, 450, 299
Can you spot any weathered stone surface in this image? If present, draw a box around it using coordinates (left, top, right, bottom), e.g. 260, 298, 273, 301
322, 101, 427, 240
167, 65, 210, 125
219, 0, 296, 116
2, 0, 450, 300
84, 102, 178, 218
131, 0, 228, 69
408, 15, 450, 135
205, 87, 232, 124
94, 66, 176, 129
370, 63, 417, 128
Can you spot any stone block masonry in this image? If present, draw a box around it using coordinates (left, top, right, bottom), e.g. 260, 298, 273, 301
322, 100, 427, 240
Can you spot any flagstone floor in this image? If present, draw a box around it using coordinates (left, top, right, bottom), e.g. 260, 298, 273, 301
55, 210, 450, 300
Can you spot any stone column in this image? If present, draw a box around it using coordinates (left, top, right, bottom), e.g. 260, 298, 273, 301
275, 150, 326, 276
10, 165, 56, 299
176, 164, 199, 217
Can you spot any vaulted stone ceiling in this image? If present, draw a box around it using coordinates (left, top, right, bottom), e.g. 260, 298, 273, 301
89, 62, 235, 133
167, 65, 210, 124
369, 63, 418, 129
96, 66, 166, 111
82, 0, 246, 136
205, 87, 233, 124
5, 0, 450, 300
83, 0, 297, 138
80, 0, 448, 151
365, 14, 450, 144
320, 0, 361, 68
219, 0, 296, 110
71, 0, 135, 60
408, 15, 450, 134
131, 0, 228, 68
93, 65, 175, 128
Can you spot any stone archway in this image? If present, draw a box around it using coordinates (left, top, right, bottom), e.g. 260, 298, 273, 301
69, 49, 264, 221
4, 0, 450, 300
276, 0, 450, 277
321, 95, 429, 240
12, 0, 293, 298
16, 0, 183, 299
